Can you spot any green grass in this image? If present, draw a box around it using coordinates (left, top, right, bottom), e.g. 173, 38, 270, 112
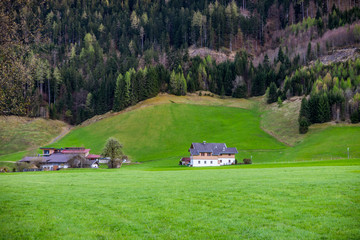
47, 102, 360, 166
50, 104, 285, 162
260, 97, 303, 146
2, 95, 360, 239
1, 163, 359, 239
0, 116, 67, 159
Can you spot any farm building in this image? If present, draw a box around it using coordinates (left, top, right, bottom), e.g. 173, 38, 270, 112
179, 157, 190, 166
19, 147, 100, 171
186, 141, 238, 167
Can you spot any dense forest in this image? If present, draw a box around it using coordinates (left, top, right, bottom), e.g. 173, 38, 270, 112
1, 0, 360, 128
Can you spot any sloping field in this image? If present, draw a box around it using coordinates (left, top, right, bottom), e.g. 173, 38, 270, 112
0, 116, 68, 159
48, 96, 360, 165
0, 164, 359, 239
2, 94, 360, 166
50, 103, 285, 163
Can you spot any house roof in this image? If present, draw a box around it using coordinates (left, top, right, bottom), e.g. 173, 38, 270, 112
20, 153, 78, 164
61, 148, 90, 154
45, 153, 77, 163
189, 142, 238, 156
19, 157, 47, 163
86, 154, 101, 159
181, 157, 190, 162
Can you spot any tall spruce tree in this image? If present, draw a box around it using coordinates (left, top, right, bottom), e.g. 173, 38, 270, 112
266, 82, 278, 103
113, 73, 124, 112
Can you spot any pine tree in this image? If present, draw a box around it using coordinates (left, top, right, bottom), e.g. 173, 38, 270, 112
298, 97, 311, 133
307, 42, 312, 63
220, 85, 225, 99
179, 73, 187, 96
170, 70, 178, 95
113, 73, 124, 112
318, 94, 331, 123
309, 93, 320, 123
266, 82, 278, 104
299, 116, 310, 134
299, 98, 310, 120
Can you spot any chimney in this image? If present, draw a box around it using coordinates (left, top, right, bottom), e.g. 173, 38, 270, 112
203, 141, 206, 144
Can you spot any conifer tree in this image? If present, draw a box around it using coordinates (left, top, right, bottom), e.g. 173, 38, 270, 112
266, 82, 278, 103
113, 73, 124, 112
307, 42, 312, 63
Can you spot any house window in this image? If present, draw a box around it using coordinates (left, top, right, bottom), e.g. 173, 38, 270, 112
44, 150, 49, 155
204, 161, 207, 164
228, 160, 231, 163
201, 153, 205, 156
228, 154, 231, 156
207, 153, 211, 156
220, 160, 222, 163
210, 161, 212, 164
198, 161, 200, 164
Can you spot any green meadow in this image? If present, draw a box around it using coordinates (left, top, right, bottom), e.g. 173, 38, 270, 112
48, 102, 360, 165
1, 96, 360, 239
49, 103, 286, 163
1, 163, 359, 239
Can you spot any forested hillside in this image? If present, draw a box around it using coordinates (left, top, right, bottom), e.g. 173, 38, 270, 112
1, 0, 360, 125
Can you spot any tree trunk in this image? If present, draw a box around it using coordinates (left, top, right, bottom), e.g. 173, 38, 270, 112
302, 1, 304, 21
204, 22, 207, 47
229, 34, 232, 51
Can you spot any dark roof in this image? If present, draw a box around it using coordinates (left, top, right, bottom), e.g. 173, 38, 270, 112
46, 153, 77, 163
19, 157, 47, 163
189, 142, 238, 156
181, 157, 190, 162
19, 153, 78, 164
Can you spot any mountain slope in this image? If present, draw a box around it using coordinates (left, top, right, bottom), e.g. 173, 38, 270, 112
0, 116, 68, 157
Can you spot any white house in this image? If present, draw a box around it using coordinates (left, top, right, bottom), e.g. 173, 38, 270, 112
188, 142, 238, 167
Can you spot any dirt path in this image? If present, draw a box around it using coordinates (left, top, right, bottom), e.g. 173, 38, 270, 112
48, 126, 72, 144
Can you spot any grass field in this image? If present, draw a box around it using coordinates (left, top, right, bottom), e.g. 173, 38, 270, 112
0, 116, 68, 161
49, 103, 286, 163
47, 100, 360, 165
1, 163, 359, 239
1, 95, 360, 239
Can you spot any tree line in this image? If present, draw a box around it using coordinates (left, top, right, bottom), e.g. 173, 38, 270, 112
2, 0, 360, 125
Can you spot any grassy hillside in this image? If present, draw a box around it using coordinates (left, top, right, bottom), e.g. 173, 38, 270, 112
50, 103, 285, 163
260, 97, 303, 146
2, 94, 359, 166
1, 164, 359, 239
47, 94, 360, 165
0, 116, 68, 160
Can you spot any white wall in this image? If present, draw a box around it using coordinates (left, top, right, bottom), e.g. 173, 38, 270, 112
218, 157, 235, 166
191, 157, 235, 167
192, 159, 220, 167
41, 164, 69, 170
